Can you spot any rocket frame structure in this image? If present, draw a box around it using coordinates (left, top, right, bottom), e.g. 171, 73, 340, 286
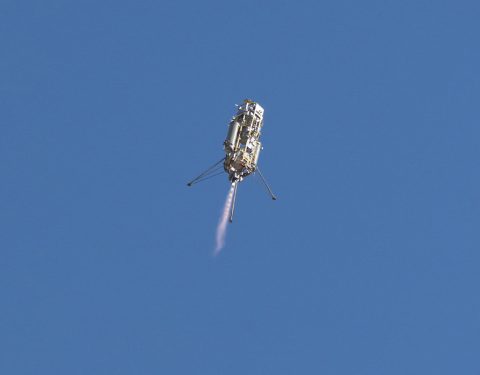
187, 99, 276, 222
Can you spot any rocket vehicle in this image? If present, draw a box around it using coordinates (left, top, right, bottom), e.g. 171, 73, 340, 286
187, 99, 276, 222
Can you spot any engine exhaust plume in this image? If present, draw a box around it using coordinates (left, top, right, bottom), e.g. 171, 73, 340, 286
214, 184, 235, 255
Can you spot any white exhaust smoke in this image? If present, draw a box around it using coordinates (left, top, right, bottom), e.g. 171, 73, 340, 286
214, 184, 235, 255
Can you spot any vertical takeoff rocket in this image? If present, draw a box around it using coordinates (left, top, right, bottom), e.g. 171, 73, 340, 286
187, 99, 276, 222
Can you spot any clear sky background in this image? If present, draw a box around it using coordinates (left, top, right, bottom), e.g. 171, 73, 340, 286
1, 1, 479, 374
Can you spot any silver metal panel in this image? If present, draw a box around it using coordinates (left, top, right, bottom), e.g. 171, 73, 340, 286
253, 141, 262, 167
225, 121, 240, 151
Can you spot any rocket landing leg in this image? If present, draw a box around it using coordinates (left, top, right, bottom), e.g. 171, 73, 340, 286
256, 167, 277, 200
187, 157, 225, 186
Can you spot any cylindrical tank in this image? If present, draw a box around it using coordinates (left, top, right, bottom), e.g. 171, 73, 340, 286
253, 141, 262, 166
225, 121, 240, 150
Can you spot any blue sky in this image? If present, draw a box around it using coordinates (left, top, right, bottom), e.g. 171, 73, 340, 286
1, 0, 479, 374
